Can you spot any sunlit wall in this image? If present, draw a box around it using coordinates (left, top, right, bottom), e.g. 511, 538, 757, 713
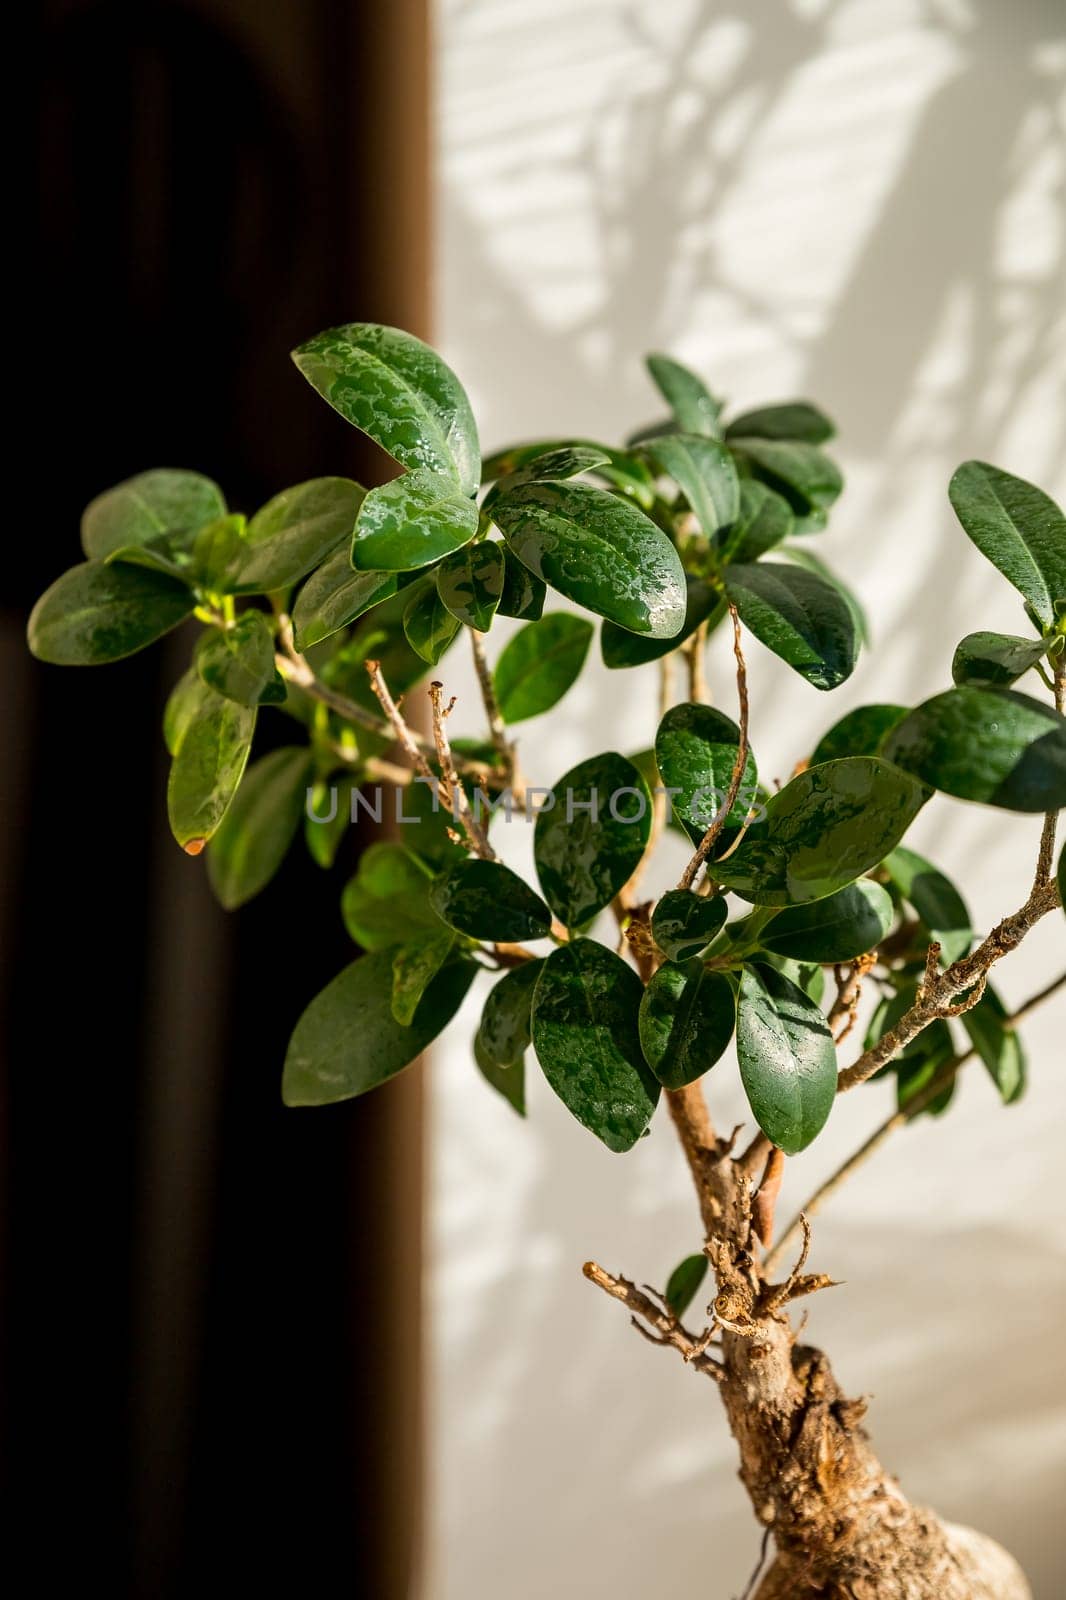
431, 3, 1066, 1595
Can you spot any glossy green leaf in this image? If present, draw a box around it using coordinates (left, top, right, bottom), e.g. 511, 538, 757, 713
962, 983, 1026, 1104
646, 353, 723, 437
166, 687, 256, 851
736, 964, 836, 1154
392, 932, 457, 1027
778, 545, 869, 645
430, 859, 552, 942
352, 468, 478, 572
730, 439, 843, 515
232, 477, 364, 593
482, 439, 656, 507
494, 612, 593, 724
648, 434, 738, 535
881, 686, 1066, 813
651, 890, 728, 960
726, 401, 835, 445
491, 480, 687, 639
725, 561, 858, 690
882, 846, 972, 965
810, 704, 908, 767
402, 580, 462, 665
534, 752, 651, 929
951, 630, 1049, 689
601, 579, 723, 670
196, 611, 283, 706
291, 547, 397, 651
762, 953, 826, 1006
639, 961, 736, 1089
761, 880, 894, 963
282, 948, 475, 1106
530, 940, 659, 1152
476, 958, 543, 1068
948, 461, 1066, 629
28, 561, 194, 665
163, 668, 203, 756
304, 775, 357, 869
81, 468, 226, 560
497, 544, 546, 621
206, 747, 312, 908
436, 542, 506, 631
716, 758, 929, 906
104, 533, 191, 582
718, 481, 794, 564
474, 1033, 527, 1115
341, 842, 439, 949
664, 1255, 709, 1320
483, 445, 612, 507
191, 514, 249, 591
654, 702, 759, 844
292, 322, 480, 495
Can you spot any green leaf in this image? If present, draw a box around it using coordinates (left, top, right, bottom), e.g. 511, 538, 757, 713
530, 940, 659, 1152
494, 612, 593, 723
866, 983, 956, 1117
104, 533, 193, 582
725, 560, 858, 690
166, 686, 256, 851
491, 480, 687, 639
638, 961, 736, 1089
736, 964, 836, 1154
429, 859, 553, 942
648, 434, 738, 535
282, 948, 475, 1106
534, 752, 652, 929
482, 439, 656, 507
664, 1254, 709, 1320
291, 547, 397, 651
810, 704, 908, 767
392, 932, 457, 1027
474, 1033, 527, 1115
483, 445, 612, 506
196, 611, 283, 706
716, 758, 929, 906
761, 880, 894, 963
881, 686, 1066, 813
948, 461, 1066, 629
340, 842, 440, 949
402, 580, 461, 665
232, 478, 365, 593
436, 542, 505, 631
762, 953, 826, 1006
645, 353, 723, 437
191, 514, 249, 591
324, 589, 430, 716
962, 984, 1026, 1104
163, 668, 203, 756
718, 481, 794, 564
883, 846, 972, 965
951, 630, 1050, 689
497, 544, 546, 621
292, 322, 480, 495
28, 561, 194, 665
206, 747, 312, 908
81, 468, 226, 560
778, 545, 869, 645
601, 579, 723, 670
305, 775, 357, 868
730, 439, 843, 515
726, 401, 835, 445
476, 959, 543, 1070
352, 468, 478, 572
655, 702, 759, 844
651, 890, 728, 960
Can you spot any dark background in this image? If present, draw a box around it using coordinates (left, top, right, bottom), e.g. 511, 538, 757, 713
5, 3, 429, 1592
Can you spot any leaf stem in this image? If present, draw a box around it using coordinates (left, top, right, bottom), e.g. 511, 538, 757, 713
677, 605, 749, 891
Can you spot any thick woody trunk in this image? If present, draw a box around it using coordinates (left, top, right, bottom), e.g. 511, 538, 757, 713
663, 1089, 1031, 1600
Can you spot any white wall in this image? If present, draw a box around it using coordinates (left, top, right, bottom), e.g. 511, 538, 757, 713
431, 3, 1066, 1596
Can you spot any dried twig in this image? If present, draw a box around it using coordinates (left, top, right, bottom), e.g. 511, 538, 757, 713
365, 660, 437, 785
470, 628, 512, 773
751, 1146, 785, 1249
678, 605, 749, 891
583, 1262, 723, 1379
428, 680, 495, 860
828, 953, 876, 1044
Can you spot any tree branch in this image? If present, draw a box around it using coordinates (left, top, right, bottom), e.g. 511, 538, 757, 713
469, 628, 513, 774
428, 680, 495, 860
582, 1261, 723, 1379
678, 605, 749, 891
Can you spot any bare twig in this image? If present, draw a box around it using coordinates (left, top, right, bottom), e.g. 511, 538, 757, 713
684, 619, 709, 703
583, 1262, 723, 1379
678, 606, 749, 891
1033, 654, 1064, 888
766, 971, 1066, 1272
827, 953, 877, 1044
470, 628, 512, 771
751, 1146, 785, 1249
365, 660, 436, 785
428, 680, 495, 860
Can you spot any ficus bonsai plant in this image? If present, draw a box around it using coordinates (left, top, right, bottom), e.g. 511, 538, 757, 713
28, 324, 1065, 1599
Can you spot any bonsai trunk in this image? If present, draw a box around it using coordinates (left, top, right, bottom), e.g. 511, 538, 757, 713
666, 1087, 1030, 1599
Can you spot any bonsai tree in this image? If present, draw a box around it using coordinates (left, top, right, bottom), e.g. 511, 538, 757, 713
28, 324, 1065, 1599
